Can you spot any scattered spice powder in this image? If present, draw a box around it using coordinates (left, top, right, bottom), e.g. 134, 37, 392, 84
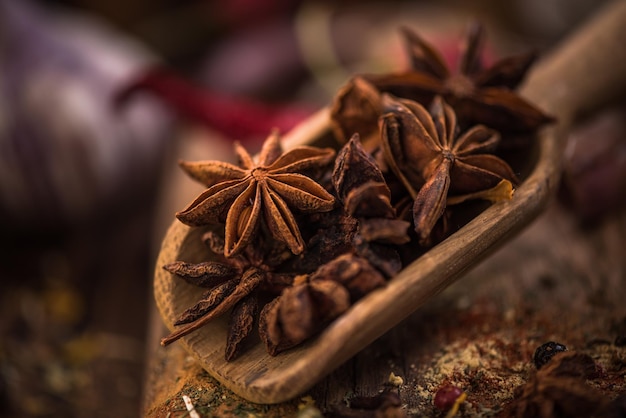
412, 337, 528, 414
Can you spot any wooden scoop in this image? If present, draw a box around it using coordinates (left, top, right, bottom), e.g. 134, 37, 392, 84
154, 1, 626, 404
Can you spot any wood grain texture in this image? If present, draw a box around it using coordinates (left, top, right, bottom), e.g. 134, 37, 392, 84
153, 1, 626, 404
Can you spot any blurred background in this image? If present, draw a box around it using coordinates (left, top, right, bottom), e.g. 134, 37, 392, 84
0, 0, 621, 416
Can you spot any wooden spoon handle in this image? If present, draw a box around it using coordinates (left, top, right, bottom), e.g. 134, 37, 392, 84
521, 0, 626, 121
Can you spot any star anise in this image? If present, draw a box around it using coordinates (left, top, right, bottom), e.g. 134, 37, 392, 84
380, 94, 518, 245
505, 352, 611, 418
367, 22, 553, 132
176, 130, 336, 257
257, 137, 421, 356
256, 134, 412, 353
332, 133, 410, 275
161, 230, 294, 361
331, 76, 385, 147
259, 253, 386, 356
332, 133, 396, 221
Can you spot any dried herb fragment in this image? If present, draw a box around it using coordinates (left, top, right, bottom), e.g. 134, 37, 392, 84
283, 134, 410, 277
258, 298, 288, 355
162, 231, 297, 361
176, 130, 336, 257
283, 208, 360, 274
366, 23, 553, 132
380, 94, 517, 245
356, 218, 410, 246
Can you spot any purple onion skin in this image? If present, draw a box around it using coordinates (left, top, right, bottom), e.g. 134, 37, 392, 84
0, 0, 173, 232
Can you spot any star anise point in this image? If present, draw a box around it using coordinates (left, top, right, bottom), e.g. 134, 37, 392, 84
176, 132, 336, 257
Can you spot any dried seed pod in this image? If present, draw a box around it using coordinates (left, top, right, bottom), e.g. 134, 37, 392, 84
163, 261, 238, 288
258, 297, 299, 356
507, 351, 608, 417
308, 279, 351, 322
279, 284, 316, 343
174, 279, 238, 325
380, 95, 519, 246
309, 254, 387, 301
366, 23, 553, 132
357, 218, 410, 245
225, 294, 258, 361
176, 131, 335, 257
161, 267, 264, 348
344, 182, 396, 219
279, 280, 351, 344
352, 235, 403, 279
330, 77, 383, 146
258, 278, 350, 356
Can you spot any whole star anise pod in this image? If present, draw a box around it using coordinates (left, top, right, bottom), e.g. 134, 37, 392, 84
331, 76, 385, 147
278, 134, 410, 277
506, 351, 610, 418
332, 133, 396, 220
330, 23, 553, 147
380, 94, 518, 245
161, 230, 295, 360
259, 253, 386, 356
332, 133, 410, 275
176, 130, 336, 257
368, 22, 553, 131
